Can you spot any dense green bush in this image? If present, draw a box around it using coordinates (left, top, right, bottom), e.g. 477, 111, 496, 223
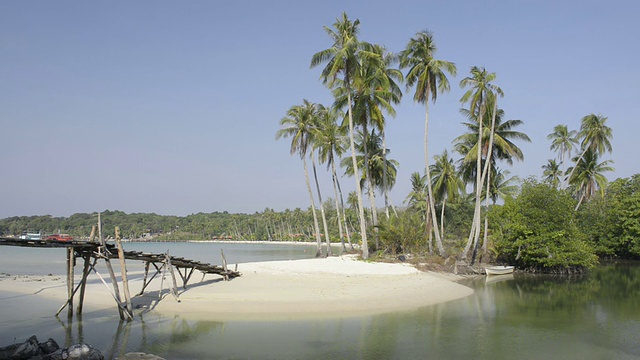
579, 175, 640, 258
489, 180, 598, 272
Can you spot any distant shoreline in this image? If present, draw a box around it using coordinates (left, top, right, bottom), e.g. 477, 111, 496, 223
123, 239, 359, 248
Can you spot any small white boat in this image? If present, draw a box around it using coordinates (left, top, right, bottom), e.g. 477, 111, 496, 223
485, 265, 515, 275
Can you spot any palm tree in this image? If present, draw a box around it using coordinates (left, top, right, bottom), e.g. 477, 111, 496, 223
399, 30, 456, 257
485, 168, 519, 204
458, 67, 503, 262
335, 43, 403, 227
579, 114, 613, 156
542, 159, 562, 188
314, 105, 353, 252
310, 148, 333, 256
547, 124, 578, 187
341, 130, 399, 203
455, 103, 529, 259
365, 44, 403, 220
430, 150, 464, 239
404, 171, 432, 253
567, 114, 613, 183
405, 172, 427, 211
276, 100, 323, 257
567, 148, 614, 210
454, 107, 530, 167
455, 106, 528, 205
343, 45, 392, 231
311, 12, 370, 258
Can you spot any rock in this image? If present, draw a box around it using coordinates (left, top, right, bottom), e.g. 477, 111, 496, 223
117, 353, 166, 360
61, 344, 103, 360
0, 335, 42, 360
42, 349, 64, 360
1, 338, 103, 360
39, 338, 60, 355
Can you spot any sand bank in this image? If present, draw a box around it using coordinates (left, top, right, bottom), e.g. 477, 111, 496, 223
0, 256, 473, 321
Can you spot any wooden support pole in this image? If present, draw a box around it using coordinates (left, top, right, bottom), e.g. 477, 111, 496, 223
177, 267, 195, 289
66, 247, 74, 319
57, 255, 96, 317
91, 266, 132, 319
77, 253, 92, 315
163, 253, 180, 302
139, 262, 162, 296
159, 259, 167, 300
88, 226, 96, 242
98, 212, 128, 320
139, 261, 150, 295
115, 227, 133, 320
221, 249, 229, 281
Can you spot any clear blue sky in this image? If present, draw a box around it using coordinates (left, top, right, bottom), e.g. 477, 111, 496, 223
1, 1, 637, 218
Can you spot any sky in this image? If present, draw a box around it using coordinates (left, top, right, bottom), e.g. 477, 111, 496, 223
1, 1, 638, 219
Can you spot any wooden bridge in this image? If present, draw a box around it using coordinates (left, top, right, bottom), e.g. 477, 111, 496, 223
0, 232, 241, 321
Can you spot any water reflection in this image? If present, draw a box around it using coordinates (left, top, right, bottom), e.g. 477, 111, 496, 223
24, 263, 640, 359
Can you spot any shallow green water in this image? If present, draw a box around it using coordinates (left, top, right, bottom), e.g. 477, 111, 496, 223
1, 244, 639, 359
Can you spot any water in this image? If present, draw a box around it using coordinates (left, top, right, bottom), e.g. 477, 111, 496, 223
1, 243, 639, 359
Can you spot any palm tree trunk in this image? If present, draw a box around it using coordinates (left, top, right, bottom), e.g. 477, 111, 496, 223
362, 125, 379, 231
335, 167, 354, 251
561, 148, 567, 189
303, 157, 322, 257
330, 157, 346, 253
481, 169, 492, 260
462, 104, 485, 261
345, 79, 369, 259
424, 101, 445, 256
382, 130, 392, 219
574, 193, 586, 211
440, 197, 446, 240
471, 97, 498, 265
426, 206, 433, 254
567, 146, 588, 188
482, 100, 498, 258
367, 179, 378, 248
312, 154, 332, 257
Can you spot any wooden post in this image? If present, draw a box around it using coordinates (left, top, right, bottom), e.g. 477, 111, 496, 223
57, 255, 96, 317
98, 213, 129, 320
163, 253, 180, 302
66, 247, 75, 319
77, 253, 92, 314
221, 249, 229, 281
140, 261, 150, 295
89, 226, 96, 242
115, 227, 133, 320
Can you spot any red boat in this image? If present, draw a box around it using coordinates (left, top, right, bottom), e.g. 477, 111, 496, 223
45, 234, 74, 242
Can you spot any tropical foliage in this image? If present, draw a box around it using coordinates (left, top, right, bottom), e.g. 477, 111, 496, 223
489, 181, 598, 272
578, 175, 640, 258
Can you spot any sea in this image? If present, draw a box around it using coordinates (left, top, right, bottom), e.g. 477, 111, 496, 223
1, 241, 639, 359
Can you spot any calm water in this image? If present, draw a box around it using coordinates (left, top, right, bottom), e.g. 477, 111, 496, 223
1, 243, 639, 359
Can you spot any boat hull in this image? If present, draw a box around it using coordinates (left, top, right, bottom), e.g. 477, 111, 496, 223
485, 266, 514, 275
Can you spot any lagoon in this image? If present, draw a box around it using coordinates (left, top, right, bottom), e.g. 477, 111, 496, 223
0, 242, 639, 359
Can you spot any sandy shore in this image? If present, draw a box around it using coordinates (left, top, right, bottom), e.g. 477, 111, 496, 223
0, 256, 473, 321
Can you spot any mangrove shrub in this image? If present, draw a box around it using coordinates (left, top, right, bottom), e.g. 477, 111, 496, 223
489, 180, 598, 272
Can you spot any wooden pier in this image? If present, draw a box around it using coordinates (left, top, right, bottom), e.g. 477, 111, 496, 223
0, 233, 241, 321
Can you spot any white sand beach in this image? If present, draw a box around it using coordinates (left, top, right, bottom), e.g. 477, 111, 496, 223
0, 256, 473, 321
